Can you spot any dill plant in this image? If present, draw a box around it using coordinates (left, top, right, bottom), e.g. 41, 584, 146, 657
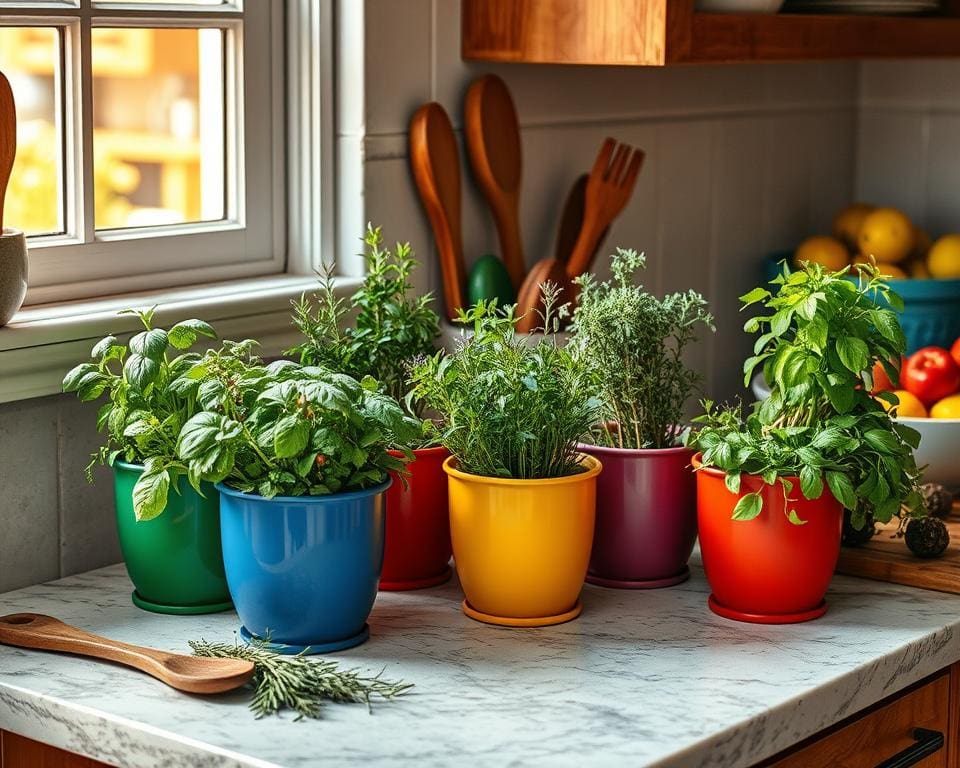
572, 248, 714, 449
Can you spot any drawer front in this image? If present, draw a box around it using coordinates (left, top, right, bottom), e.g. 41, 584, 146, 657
769, 672, 950, 768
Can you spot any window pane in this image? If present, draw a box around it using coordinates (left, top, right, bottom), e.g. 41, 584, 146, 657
92, 27, 225, 230
0, 27, 63, 237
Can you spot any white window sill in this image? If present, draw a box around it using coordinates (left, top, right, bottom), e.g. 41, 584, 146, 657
0, 274, 358, 404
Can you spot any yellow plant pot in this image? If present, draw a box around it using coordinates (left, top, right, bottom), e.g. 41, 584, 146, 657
444, 454, 601, 627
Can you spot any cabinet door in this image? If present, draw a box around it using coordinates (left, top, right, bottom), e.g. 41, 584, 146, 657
1, 730, 113, 768
767, 672, 950, 768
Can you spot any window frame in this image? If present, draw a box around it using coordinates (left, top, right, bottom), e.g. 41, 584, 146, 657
0, 0, 287, 306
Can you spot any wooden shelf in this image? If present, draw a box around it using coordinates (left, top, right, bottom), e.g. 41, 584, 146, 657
462, 0, 960, 66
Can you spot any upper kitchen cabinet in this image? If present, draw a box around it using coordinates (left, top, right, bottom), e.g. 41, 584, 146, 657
461, 0, 960, 66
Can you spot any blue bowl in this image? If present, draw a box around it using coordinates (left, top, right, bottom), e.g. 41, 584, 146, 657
765, 252, 960, 353
217, 479, 390, 654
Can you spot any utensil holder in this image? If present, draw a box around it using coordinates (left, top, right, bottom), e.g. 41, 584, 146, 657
0, 228, 27, 326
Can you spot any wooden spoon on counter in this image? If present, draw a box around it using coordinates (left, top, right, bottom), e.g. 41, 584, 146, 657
0, 613, 255, 695
464, 74, 526, 293
410, 103, 467, 321
0, 71, 16, 233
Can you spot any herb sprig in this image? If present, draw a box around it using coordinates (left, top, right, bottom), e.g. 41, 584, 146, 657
189, 637, 412, 720
689, 261, 923, 527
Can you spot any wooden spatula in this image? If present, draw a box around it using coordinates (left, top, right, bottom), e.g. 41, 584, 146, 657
554, 174, 610, 269
0, 613, 254, 695
464, 74, 526, 292
0, 71, 16, 233
410, 103, 467, 321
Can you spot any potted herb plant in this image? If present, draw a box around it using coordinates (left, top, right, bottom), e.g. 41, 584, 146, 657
411, 291, 602, 627
62, 309, 231, 614
289, 224, 449, 590
689, 262, 924, 624
572, 249, 714, 588
176, 341, 421, 653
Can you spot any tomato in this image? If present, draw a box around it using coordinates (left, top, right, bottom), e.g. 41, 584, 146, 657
870, 356, 904, 394
951, 337, 960, 369
903, 347, 960, 407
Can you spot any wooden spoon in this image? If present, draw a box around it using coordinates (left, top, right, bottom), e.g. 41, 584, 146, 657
514, 258, 579, 334
0, 613, 255, 695
0, 71, 16, 233
409, 103, 467, 321
464, 74, 526, 292
554, 173, 610, 269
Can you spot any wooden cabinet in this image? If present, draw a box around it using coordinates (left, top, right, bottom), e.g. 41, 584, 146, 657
0, 731, 113, 768
759, 666, 958, 768
462, 0, 960, 66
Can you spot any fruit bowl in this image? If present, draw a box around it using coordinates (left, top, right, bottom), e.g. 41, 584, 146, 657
897, 416, 960, 489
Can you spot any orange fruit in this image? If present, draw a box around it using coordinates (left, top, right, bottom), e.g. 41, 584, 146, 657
880, 389, 927, 418
927, 234, 960, 279
794, 236, 849, 272
832, 203, 874, 251
858, 207, 914, 264
930, 395, 960, 419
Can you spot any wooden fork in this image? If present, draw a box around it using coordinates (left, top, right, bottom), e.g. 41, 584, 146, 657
565, 138, 644, 278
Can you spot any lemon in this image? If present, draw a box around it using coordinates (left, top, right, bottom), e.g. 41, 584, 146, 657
931, 395, 960, 419
857, 207, 914, 264
927, 234, 960, 279
794, 236, 849, 272
832, 203, 874, 251
880, 389, 927, 418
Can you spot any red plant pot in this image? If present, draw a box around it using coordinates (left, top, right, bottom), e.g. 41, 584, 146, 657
694, 456, 843, 624
380, 446, 453, 591
579, 443, 697, 589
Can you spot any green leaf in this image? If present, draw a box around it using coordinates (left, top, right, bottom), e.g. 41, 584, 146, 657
129, 329, 168, 360
862, 428, 900, 454
123, 354, 160, 390
770, 309, 793, 337
836, 336, 869, 374
167, 319, 217, 349
177, 412, 222, 459
786, 509, 808, 526
869, 309, 905, 348
799, 464, 823, 500
63, 363, 97, 392
731, 492, 763, 521
739, 287, 771, 307
826, 470, 856, 510
724, 472, 742, 495
273, 415, 310, 459
91, 335, 121, 359
132, 466, 170, 522
894, 422, 922, 450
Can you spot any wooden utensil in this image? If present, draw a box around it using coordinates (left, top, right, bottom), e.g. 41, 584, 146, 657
565, 138, 644, 278
514, 258, 578, 334
464, 74, 526, 292
0, 71, 16, 233
0, 613, 255, 695
410, 103, 467, 321
554, 173, 610, 268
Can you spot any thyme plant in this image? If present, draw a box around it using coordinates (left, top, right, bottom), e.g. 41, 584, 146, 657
411, 288, 601, 479
288, 224, 439, 417
572, 248, 714, 449
689, 261, 923, 528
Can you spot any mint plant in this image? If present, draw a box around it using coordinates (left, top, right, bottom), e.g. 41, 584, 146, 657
689, 262, 923, 528
411, 289, 600, 479
174, 341, 421, 498
572, 248, 714, 449
62, 308, 217, 521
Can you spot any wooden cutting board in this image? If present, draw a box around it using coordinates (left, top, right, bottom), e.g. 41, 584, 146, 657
836, 505, 960, 595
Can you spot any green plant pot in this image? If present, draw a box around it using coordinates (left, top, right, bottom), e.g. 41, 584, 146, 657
114, 461, 233, 615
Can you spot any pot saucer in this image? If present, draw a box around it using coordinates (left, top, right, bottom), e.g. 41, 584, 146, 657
379, 565, 452, 591
239, 624, 370, 655
462, 600, 582, 627
586, 566, 690, 590
707, 595, 828, 624
131, 591, 234, 616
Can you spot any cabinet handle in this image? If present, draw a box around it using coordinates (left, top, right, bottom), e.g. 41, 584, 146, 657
874, 728, 944, 768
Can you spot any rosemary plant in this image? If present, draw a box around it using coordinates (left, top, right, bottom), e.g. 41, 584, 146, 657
572, 248, 714, 449
189, 637, 412, 720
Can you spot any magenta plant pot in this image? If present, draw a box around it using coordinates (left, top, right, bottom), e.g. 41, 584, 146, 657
578, 443, 697, 588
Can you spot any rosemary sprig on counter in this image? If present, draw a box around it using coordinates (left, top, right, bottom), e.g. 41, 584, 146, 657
189, 637, 413, 720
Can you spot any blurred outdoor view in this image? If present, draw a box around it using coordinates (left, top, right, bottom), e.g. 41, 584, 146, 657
0, 26, 225, 236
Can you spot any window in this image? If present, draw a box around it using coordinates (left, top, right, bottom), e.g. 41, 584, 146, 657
0, 0, 283, 305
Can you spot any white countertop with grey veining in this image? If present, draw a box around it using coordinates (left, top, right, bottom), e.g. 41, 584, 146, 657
2, 557, 960, 768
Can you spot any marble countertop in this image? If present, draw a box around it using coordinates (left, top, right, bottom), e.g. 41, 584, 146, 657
2, 558, 960, 768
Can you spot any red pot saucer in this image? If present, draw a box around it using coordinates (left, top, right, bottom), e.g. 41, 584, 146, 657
708, 594, 828, 624
379, 565, 453, 591
586, 565, 690, 590
462, 600, 582, 628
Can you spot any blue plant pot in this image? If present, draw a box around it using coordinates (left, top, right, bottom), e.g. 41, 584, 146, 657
216, 479, 390, 655
765, 252, 960, 353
